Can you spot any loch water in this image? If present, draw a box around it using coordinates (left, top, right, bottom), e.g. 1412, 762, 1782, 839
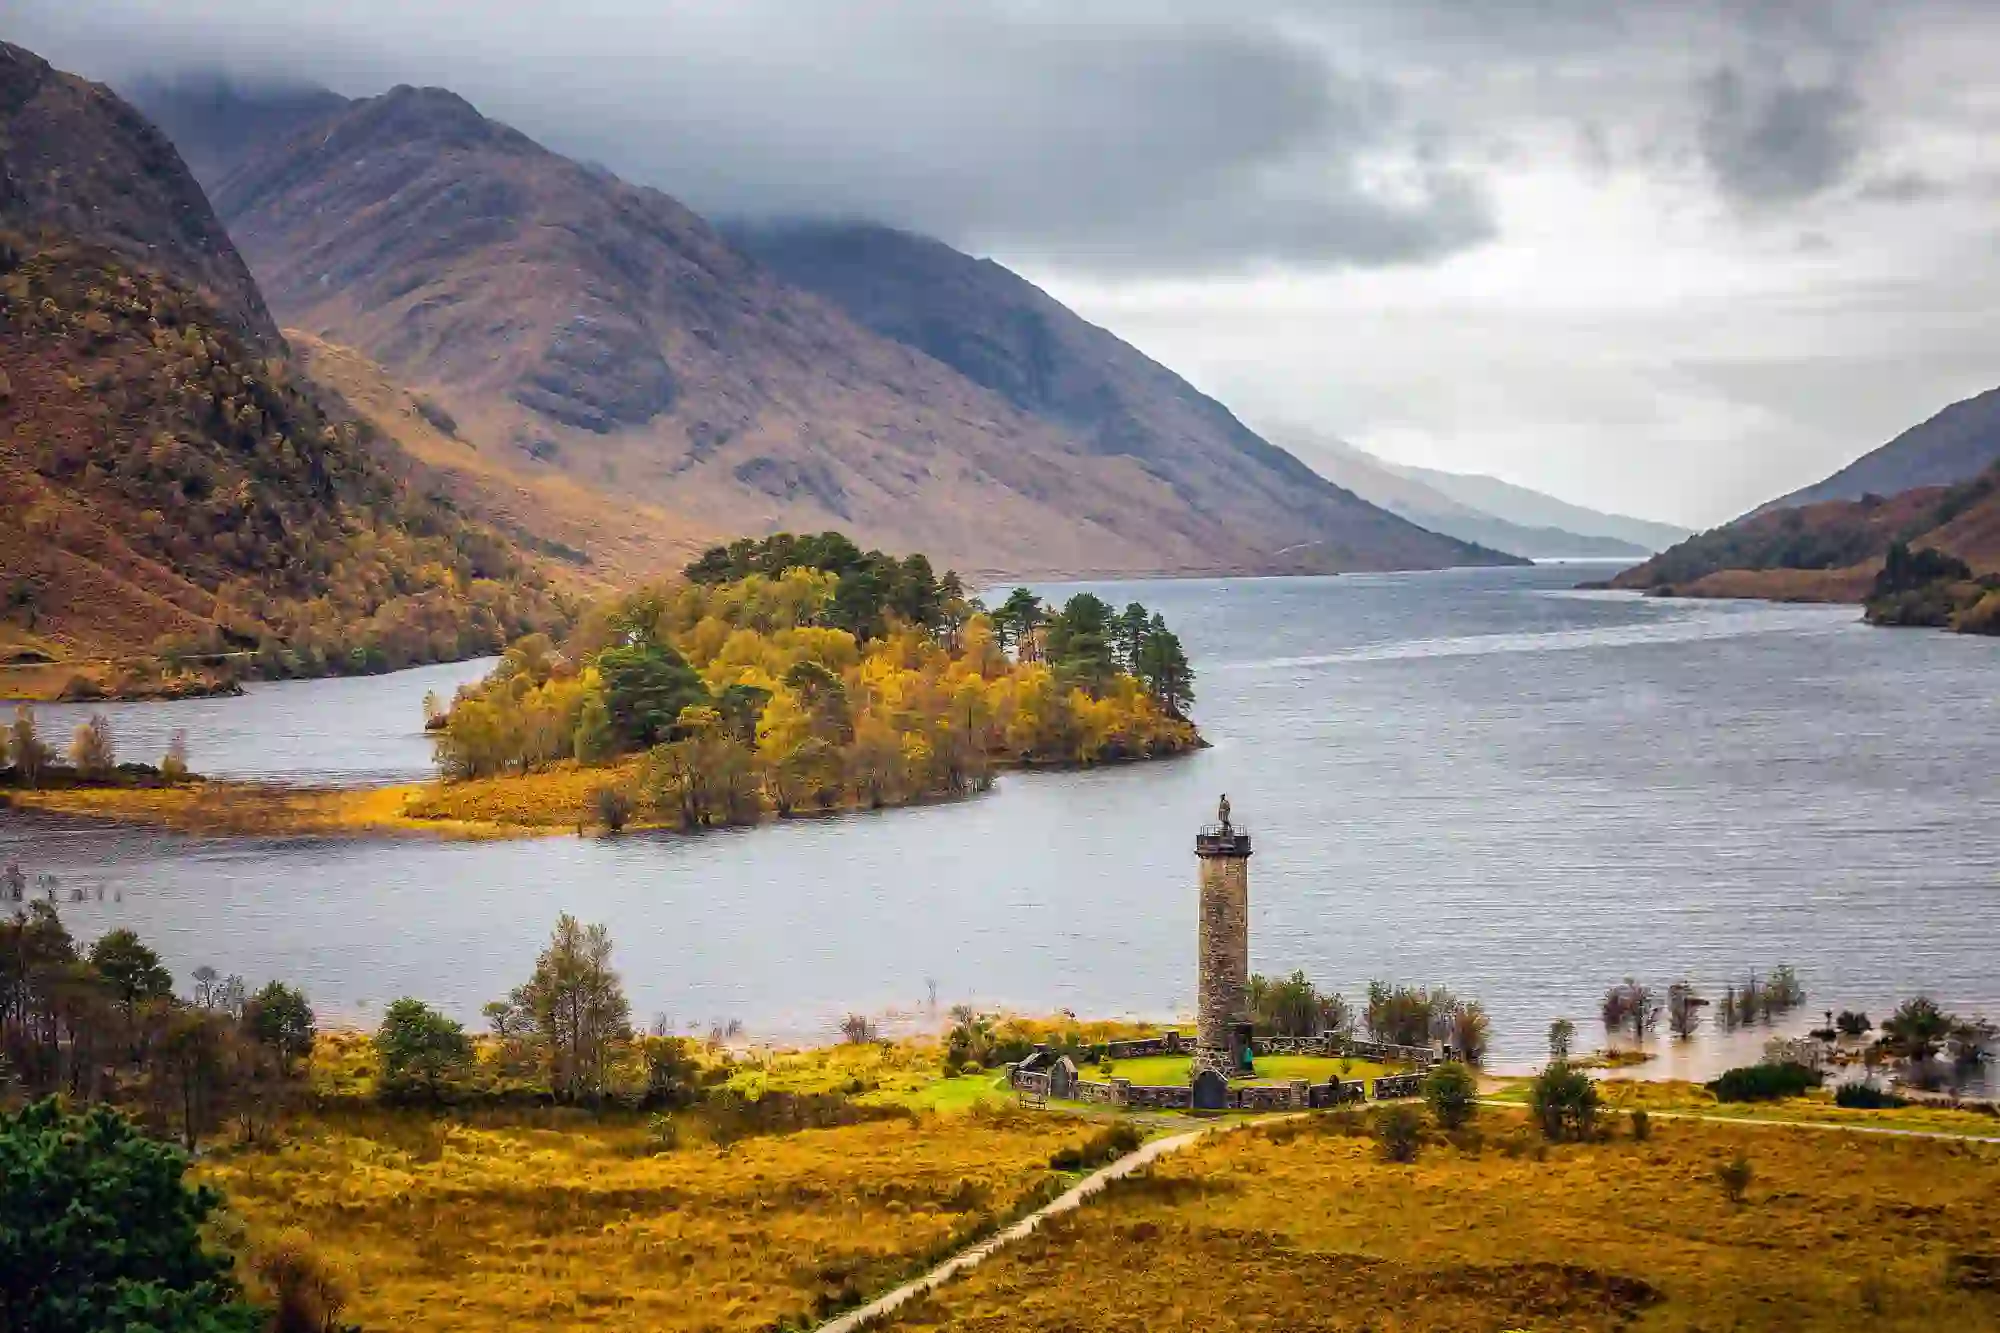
7, 564, 1998, 1075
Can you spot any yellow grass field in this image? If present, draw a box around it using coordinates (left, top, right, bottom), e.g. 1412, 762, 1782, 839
200, 1105, 1103, 1333
877, 1108, 2000, 1332
6, 781, 512, 838
7, 764, 647, 838
11, 756, 954, 838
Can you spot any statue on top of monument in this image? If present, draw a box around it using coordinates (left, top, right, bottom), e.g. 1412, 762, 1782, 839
1216, 793, 1231, 832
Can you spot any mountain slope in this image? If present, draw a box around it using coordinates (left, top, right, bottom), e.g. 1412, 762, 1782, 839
1757, 384, 2000, 513
0, 42, 279, 349
290, 332, 713, 591
1613, 383, 2000, 608
134, 81, 1521, 577
0, 45, 570, 682
725, 221, 1522, 572
1610, 462, 2000, 608
1386, 461, 1689, 552
1267, 429, 1661, 558
0, 238, 566, 668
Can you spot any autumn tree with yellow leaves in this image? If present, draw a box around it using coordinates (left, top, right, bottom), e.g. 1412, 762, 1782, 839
432, 533, 1200, 826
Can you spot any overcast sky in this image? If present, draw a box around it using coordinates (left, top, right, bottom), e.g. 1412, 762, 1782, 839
18, 0, 2000, 526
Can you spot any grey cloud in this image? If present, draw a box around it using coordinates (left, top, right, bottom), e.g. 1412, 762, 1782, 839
9, 0, 1496, 276
1858, 171, 1942, 203
1696, 63, 1864, 206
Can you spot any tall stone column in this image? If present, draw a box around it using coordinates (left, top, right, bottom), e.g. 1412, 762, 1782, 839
1193, 798, 1252, 1083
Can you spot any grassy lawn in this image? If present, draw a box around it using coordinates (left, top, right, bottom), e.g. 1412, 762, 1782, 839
1103, 1053, 1395, 1088
877, 1106, 2000, 1332
897, 1069, 1016, 1113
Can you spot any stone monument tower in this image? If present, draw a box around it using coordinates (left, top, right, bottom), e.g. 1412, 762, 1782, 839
1193, 793, 1253, 1090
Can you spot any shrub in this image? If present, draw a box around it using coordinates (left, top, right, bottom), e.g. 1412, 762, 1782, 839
1049, 1122, 1142, 1171
1422, 1061, 1478, 1130
244, 981, 317, 1071
1247, 970, 1352, 1038
1717, 1151, 1753, 1204
592, 783, 635, 833
70, 712, 116, 778
1881, 996, 1952, 1061
1958, 588, 2000, 635
375, 997, 471, 1101
1708, 1062, 1821, 1103
1836, 1082, 1909, 1109
1630, 1109, 1652, 1141
1448, 1001, 1491, 1065
160, 729, 191, 783
839, 1013, 878, 1045
253, 1228, 350, 1333
1836, 1010, 1873, 1038
1528, 1061, 1599, 1142
1376, 1104, 1424, 1162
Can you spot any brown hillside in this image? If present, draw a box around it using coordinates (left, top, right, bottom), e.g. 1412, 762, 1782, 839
0, 239, 566, 667
1611, 463, 2000, 600
291, 333, 712, 592
0, 42, 279, 350
204, 86, 1510, 578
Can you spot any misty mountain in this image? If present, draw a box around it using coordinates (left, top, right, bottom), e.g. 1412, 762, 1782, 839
1756, 383, 2000, 514
143, 80, 1518, 577
1269, 428, 1675, 559
125, 71, 350, 189
1386, 461, 1689, 553
0, 42, 279, 349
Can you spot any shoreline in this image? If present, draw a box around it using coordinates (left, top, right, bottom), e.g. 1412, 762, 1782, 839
0, 660, 247, 704
2, 742, 1203, 841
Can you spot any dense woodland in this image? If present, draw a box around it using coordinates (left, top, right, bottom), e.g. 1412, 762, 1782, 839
0, 239, 569, 676
433, 532, 1200, 824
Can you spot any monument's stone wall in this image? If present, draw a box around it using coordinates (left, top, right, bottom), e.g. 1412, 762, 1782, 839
1008, 1066, 1427, 1111
1102, 1031, 1188, 1060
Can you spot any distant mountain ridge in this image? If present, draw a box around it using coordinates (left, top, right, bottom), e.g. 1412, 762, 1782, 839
1264, 428, 1683, 559
1755, 383, 2000, 514
1386, 462, 1690, 553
